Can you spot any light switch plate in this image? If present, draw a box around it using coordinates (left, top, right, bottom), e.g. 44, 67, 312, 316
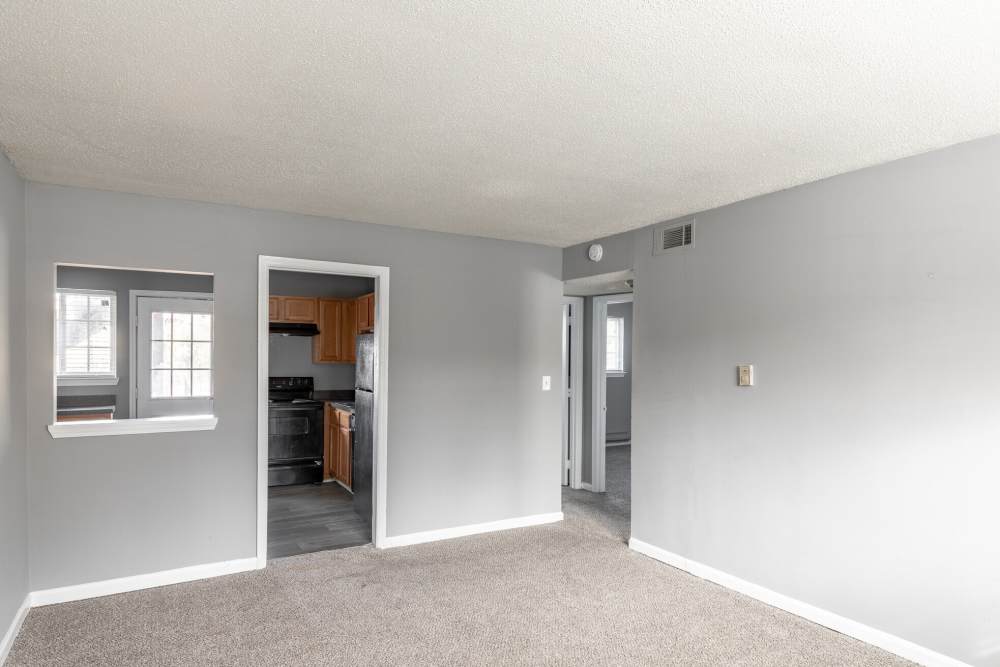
737, 364, 754, 387
542, 375, 552, 391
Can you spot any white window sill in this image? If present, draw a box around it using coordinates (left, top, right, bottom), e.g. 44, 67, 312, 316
47, 414, 218, 439
606, 370, 627, 378
57, 376, 119, 387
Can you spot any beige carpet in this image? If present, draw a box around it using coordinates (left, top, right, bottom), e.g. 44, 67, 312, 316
9, 447, 909, 666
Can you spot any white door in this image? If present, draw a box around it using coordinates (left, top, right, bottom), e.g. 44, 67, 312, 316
135, 295, 214, 418
561, 303, 571, 486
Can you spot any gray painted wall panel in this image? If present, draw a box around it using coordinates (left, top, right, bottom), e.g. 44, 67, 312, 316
562, 229, 635, 282
0, 153, 28, 635
572, 136, 1000, 665
25, 184, 563, 590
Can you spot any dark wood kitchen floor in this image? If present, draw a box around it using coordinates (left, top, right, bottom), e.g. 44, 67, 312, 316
267, 482, 371, 559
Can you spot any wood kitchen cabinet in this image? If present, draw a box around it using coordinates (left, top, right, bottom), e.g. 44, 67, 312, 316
269, 295, 318, 323
313, 299, 343, 363
324, 404, 336, 481
340, 299, 357, 363
324, 405, 352, 488
356, 292, 375, 333
336, 413, 352, 488
313, 298, 357, 363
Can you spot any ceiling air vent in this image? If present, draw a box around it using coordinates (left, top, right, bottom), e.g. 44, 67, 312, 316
653, 220, 694, 256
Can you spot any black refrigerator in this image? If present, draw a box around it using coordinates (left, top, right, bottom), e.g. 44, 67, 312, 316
353, 333, 375, 524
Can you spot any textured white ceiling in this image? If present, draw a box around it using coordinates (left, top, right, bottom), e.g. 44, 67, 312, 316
1, 3, 998, 247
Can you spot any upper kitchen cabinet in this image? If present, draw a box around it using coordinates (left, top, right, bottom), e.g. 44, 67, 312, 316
357, 292, 375, 333
270, 295, 318, 323
314, 299, 343, 363
314, 298, 357, 363
340, 299, 357, 363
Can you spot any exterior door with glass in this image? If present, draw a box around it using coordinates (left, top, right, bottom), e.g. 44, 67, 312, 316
135, 295, 214, 418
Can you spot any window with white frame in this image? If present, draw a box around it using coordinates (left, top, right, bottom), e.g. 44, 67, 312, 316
56, 289, 117, 382
606, 316, 625, 373
149, 310, 213, 398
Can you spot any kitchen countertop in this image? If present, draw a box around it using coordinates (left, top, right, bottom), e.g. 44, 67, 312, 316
313, 389, 354, 402
56, 394, 117, 415
326, 401, 355, 414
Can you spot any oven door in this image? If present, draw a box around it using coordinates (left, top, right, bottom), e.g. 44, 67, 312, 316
268, 405, 323, 462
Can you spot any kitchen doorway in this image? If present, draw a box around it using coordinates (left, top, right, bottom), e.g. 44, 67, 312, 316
257, 256, 389, 566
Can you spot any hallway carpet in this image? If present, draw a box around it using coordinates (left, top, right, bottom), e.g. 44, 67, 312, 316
9, 446, 908, 666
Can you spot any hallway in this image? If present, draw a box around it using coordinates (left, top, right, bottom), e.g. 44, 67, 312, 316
561, 445, 630, 541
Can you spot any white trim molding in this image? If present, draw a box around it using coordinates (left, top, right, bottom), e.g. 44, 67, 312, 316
47, 414, 218, 439
628, 538, 971, 667
57, 375, 119, 387
382, 512, 564, 549
257, 256, 390, 565
0, 595, 30, 665
30, 558, 260, 607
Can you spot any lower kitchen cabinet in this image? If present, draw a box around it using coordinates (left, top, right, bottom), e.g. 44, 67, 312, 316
324, 405, 352, 488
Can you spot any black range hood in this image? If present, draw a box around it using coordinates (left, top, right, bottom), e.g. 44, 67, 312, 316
270, 322, 320, 337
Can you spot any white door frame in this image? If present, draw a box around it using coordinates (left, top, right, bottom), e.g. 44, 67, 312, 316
561, 296, 584, 488
129, 289, 215, 419
591, 292, 633, 493
257, 256, 390, 566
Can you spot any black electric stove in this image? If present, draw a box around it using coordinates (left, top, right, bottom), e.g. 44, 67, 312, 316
268, 377, 324, 486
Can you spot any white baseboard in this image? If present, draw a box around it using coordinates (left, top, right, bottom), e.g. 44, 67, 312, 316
382, 512, 563, 548
0, 594, 30, 666
579, 482, 594, 491
628, 538, 969, 667
30, 557, 260, 607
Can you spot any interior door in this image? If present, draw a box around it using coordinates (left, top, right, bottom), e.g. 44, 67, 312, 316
135, 295, 214, 418
561, 303, 571, 486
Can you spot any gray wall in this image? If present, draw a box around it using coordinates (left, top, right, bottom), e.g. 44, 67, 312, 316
268, 271, 374, 390
605, 301, 632, 442
56, 266, 214, 419
0, 154, 28, 639
25, 183, 563, 591
563, 229, 635, 282
564, 135, 1000, 666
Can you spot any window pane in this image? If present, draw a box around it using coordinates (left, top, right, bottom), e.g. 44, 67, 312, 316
151, 341, 170, 369
64, 321, 88, 347
88, 295, 112, 321
89, 348, 112, 373
606, 318, 622, 371
89, 321, 111, 347
172, 370, 192, 397
152, 312, 171, 340
62, 294, 89, 320
192, 370, 212, 397
172, 341, 192, 368
192, 313, 212, 341
192, 342, 211, 369
63, 347, 88, 374
172, 313, 192, 341
150, 370, 170, 398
